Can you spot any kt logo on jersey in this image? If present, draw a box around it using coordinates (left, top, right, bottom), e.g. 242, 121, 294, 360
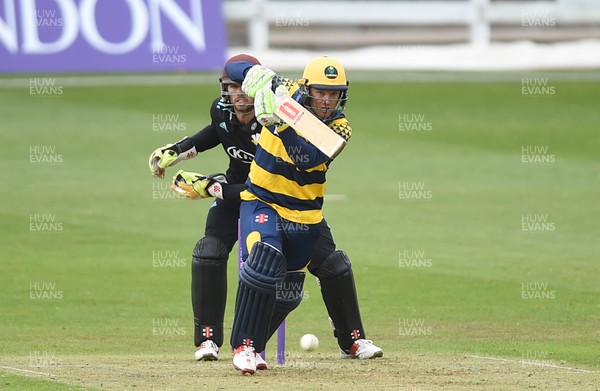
227, 146, 254, 163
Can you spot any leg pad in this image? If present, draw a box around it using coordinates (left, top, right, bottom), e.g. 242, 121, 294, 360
267, 271, 306, 340
230, 242, 287, 352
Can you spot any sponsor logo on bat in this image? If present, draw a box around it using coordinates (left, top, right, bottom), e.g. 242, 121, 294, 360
279, 101, 304, 125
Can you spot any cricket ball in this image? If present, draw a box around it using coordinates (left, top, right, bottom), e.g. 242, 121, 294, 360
300, 334, 319, 351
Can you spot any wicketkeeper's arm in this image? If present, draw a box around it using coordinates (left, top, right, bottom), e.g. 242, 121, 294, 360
171, 170, 228, 200
221, 183, 246, 201
149, 136, 198, 178
148, 124, 221, 178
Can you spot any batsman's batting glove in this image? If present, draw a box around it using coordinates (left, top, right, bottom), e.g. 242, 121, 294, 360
254, 85, 287, 127
148, 137, 198, 178
171, 170, 227, 200
242, 65, 276, 98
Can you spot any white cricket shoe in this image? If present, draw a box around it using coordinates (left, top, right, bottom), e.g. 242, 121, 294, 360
255, 352, 268, 370
195, 340, 219, 361
340, 339, 383, 359
233, 345, 257, 374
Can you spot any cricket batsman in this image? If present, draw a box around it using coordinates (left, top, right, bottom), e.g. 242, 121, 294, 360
224, 56, 383, 374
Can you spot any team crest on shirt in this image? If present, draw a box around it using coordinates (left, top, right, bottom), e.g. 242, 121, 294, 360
251, 133, 260, 145
255, 214, 269, 223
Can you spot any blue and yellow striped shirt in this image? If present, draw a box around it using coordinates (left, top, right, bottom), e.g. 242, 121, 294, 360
241, 81, 352, 224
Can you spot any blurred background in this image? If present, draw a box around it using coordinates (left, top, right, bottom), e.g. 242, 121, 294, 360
2, 0, 600, 73
222, 0, 600, 70
226, 0, 600, 48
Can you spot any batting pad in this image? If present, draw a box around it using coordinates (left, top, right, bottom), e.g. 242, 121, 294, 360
231, 242, 287, 352
267, 270, 306, 341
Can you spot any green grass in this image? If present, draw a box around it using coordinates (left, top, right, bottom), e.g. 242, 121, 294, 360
0, 372, 95, 391
1, 73, 599, 389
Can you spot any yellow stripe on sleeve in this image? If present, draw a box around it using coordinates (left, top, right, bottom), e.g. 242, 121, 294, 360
259, 129, 294, 165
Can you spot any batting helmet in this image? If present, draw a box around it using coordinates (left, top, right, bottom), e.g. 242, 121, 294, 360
298, 56, 349, 118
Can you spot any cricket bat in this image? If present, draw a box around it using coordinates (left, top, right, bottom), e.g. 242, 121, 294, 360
274, 94, 346, 159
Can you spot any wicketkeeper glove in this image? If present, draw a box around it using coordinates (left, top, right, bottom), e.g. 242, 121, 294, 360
254, 85, 288, 126
149, 145, 178, 178
171, 170, 227, 200
242, 65, 276, 98
148, 137, 197, 178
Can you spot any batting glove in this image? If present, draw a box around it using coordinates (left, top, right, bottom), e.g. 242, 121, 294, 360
242, 65, 276, 98
171, 170, 227, 200
254, 85, 288, 126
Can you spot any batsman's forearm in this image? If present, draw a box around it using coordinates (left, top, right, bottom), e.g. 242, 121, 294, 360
277, 127, 330, 169
224, 61, 256, 84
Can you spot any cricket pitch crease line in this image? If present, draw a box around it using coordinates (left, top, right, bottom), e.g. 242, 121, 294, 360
0, 365, 56, 378
465, 355, 597, 373
1, 363, 143, 378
